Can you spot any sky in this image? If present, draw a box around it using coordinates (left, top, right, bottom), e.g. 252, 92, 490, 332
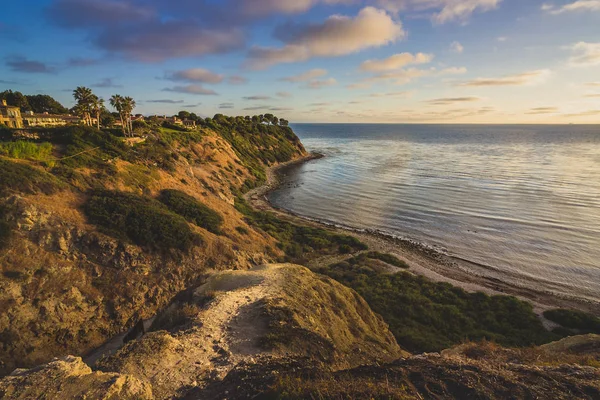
0, 0, 599, 123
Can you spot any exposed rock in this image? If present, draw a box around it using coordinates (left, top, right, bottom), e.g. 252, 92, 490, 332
0, 356, 153, 399
97, 264, 406, 399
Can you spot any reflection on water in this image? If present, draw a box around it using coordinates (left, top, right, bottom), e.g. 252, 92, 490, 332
269, 124, 600, 303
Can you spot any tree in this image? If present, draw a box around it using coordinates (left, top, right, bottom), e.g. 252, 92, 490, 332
26, 94, 68, 114
280, 119, 289, 126
110, 95, 126, 135
90, 95, 104, 129
73, 87, 94, 126
122, 97, 136, 135
0, 90, 30, 111
178, 111, 191, 120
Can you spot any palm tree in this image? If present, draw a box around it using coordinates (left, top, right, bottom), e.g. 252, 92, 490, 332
109, 95, 126, 135
90, 95, 104, 130
122, 97, 136, 135
73, 86, 94, 126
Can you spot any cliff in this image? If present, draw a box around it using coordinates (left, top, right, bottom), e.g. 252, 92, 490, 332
0, 120, 306, 375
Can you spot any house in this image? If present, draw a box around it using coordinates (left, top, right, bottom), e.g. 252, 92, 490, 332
22, 111, 68, 127
0, 99, 24, 128
21, 111, 93, 128
182, 119, 196, 128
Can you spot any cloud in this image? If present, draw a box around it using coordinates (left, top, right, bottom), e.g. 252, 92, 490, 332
146, 99, 185, 104
247, 7, 405, 69
526, 107, 559, 114
377, 0, 502, 24
306, 78, 337, 89
163, 85, 218, 95
542, 1, 600, 14
584, 93, 600, 98
166, 68, 224, 84
497, 36, 508, 42
91, 78, 122, 88
568, 42, 600, 67
425, 96, 481, 105
359, 52, 433, 72
450, 41, 464, 54
585, 82, 600, 87
562, 109, 600, 117
228, 76, 248, 84
67, 57, 101, 67
47, 0, 155, 28
244, 95, 272, 100
96, 22, 245, 62
360, 66, 465, 86
368, 91, 412, 97
277, 91, 293, 98
243, 105, 292, 111
281, 68, 328, 82
6, 56, 55, 73
456, 69, 550, 86
219, 102, 235, 109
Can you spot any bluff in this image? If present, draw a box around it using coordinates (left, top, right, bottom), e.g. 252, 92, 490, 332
0, 118, 306, 375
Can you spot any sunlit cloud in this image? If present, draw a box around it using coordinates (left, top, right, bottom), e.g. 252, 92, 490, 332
243, 95, 272, 100
526, 107, 559, 114
425, 96, 482, 105
246, 7, 405, 69
456, 69, 551, 86
377, 0, 502, 23
542, 1, 600, 14
568, 42, 600, 67
359, 52, 433, 72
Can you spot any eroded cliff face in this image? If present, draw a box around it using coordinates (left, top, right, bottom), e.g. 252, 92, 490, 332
0, 128, 305, 375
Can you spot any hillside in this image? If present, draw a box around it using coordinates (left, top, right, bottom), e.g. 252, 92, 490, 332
0, 119, 314, 375
1, 264, 598, 399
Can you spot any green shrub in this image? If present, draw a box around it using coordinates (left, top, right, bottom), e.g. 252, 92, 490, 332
234, 196, 367, 262
83, 190, 201, 251
0, 158, 63, 195
0, 205, 12, 249
317, 261, 560, 353
364, 252, 409, 269
236, 226, 249, 235
158, 189, 223, 234
543, 309, 600, 334
0, 141, 53, 162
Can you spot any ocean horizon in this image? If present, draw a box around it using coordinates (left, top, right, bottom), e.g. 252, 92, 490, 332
270, 123, 600, 304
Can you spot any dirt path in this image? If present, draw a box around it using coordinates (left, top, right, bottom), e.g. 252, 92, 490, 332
100, 265, 288, 399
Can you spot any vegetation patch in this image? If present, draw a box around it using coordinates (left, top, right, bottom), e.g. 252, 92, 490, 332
0, 141, 53, 163
364, 251, 409, 269
317, 260, 561, 353
0, 158, 63, 196
158, 189, 223, 234
83, 190, 201, 251
544, 309, 600, 335
235, 196, 367, 262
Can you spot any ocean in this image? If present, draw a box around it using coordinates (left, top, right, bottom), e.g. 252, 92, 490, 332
269, 124, 600, 304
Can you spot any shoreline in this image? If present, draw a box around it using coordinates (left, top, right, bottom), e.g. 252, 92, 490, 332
246, 153, 600, 320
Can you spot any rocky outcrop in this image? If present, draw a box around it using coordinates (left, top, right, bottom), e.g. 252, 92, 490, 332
96, 264, 406, 399
0, 356, 152, 399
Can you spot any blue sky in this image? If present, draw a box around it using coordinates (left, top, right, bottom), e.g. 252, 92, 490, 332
1, 0, 599, 123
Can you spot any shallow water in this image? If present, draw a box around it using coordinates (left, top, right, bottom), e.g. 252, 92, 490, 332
269, 124, 600, 303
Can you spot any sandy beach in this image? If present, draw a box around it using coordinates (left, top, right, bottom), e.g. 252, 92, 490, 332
246, 154, 600, 322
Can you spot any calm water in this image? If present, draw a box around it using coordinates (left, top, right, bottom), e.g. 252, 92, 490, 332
269, 124, 600, 303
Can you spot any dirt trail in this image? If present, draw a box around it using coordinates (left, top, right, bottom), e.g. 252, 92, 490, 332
99, 265, 288, 399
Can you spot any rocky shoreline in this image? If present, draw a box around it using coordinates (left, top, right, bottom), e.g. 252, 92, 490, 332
246, 153, 600, 319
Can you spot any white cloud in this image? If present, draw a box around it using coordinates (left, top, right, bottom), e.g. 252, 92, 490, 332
450, 41, 464, 53
281, 68, 328, 82
456, 69, 551, 86
542, 1, 600, 14
568, 42, 600, 66
377, 0, 502, 23
425, 96, 482, 105
246, 7, 405, 69
497, 36, 508, 42
359, 52, 433, 72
